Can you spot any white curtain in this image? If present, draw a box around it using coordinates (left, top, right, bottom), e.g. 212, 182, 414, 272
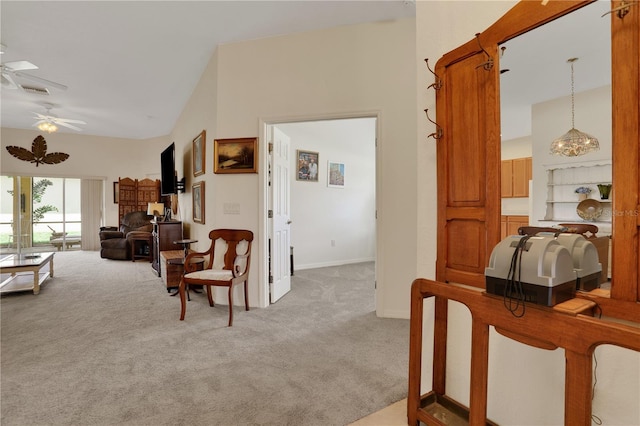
81, 179, 103, 251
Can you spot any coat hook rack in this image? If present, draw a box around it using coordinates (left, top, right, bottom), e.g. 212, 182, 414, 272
500, 46, 510, 74
424, 109, 443, 140
424, 59, 442, 90
601, 0, 637, 19
474, 33, 494, 70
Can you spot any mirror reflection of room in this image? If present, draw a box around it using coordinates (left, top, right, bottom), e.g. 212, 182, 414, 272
499, 1, 612, 281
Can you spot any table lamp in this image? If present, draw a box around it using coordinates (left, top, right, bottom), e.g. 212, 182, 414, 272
147, 202, 165, 221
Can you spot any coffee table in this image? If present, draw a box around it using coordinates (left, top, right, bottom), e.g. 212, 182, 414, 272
0, 252, 54, 295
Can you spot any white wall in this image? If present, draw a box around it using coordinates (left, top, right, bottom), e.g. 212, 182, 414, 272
0, 127, 167, 227
208, 19, 416, 315
2, 18, 416, 318
502, 136, 532, 160
167, 50, 219, 237
417, 2, 638, 425
276, 118, 376, 270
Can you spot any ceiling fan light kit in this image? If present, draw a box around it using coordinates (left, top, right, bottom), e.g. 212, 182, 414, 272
31, 103, 86, 133
2, 45, 81, 132
37, 121, 58, 133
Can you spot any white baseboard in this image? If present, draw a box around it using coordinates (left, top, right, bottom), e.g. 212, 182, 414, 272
377, 309, 410, 320
294, 257, 374, 271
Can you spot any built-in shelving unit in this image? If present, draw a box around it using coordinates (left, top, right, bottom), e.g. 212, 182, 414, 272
543, 160, 612, 225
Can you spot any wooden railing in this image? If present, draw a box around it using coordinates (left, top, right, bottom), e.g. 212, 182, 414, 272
408, 278, 640, 425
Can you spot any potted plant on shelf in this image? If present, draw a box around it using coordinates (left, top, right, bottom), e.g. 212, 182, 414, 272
575, 186, 592, 201
597, 184, 612, 200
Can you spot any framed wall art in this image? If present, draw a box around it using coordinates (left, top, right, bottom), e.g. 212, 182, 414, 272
193, 130, 206, 177
296, 150, 319, 182
192, 181, 205, 224
214, 137, 257, 174
327, 161, 345, 188
113, 182, 119, 203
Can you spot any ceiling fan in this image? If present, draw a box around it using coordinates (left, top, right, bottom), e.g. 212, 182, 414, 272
1, 60, 68, 92
32, 104, 86, 132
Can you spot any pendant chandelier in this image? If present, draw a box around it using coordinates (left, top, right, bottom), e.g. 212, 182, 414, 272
549, 58, 600, 157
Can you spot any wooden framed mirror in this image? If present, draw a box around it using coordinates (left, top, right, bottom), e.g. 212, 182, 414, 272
434, 0, 639, 322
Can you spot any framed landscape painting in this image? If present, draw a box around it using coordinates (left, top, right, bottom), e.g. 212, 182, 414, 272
328, 161, 345, 188
214, 137, 257, 174
296, 150, 319, 182
193, 130, 206, 177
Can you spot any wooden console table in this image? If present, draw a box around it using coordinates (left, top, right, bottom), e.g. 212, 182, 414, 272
408, 279, 640, 425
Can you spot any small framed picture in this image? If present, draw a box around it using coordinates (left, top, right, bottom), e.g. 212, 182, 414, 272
214, 137, 258, 174
192, 181, 205, 224
113, 182, 119, 203
193, 130, 206, 177
296, 150, 319, 182
328, 161, 345, 188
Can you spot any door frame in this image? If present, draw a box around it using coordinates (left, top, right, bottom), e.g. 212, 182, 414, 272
258, 111, 381, 309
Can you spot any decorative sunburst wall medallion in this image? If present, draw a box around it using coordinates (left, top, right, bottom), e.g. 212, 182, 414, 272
6, 135, 69, 167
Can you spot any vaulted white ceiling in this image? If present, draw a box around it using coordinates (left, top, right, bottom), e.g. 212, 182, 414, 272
1, 1, 415, 139
1, 1, 610, 142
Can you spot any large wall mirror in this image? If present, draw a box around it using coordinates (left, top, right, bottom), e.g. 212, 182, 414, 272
434, 0, 639, 322
500, 1, 612, 275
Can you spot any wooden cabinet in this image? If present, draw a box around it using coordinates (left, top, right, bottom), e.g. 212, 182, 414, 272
501, 157, 531, 198
151, 221, 183, 276
501, 215, 529, 239
501, 160, 513, 197
512, 157, 531, 197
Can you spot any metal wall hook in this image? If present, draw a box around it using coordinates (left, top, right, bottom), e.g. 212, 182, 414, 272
424, 109, 443, 140
499, 46, 510, 74
601, 0, 637, 19
424, 58, 442, 90
474, 33, 494, 70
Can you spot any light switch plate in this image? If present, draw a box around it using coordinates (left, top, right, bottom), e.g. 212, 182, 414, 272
223, 202, 240, 215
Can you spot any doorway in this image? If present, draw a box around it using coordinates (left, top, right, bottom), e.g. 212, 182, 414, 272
262, 116, 377, 306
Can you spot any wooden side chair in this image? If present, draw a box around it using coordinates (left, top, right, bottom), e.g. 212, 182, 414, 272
178, 229, 253, 326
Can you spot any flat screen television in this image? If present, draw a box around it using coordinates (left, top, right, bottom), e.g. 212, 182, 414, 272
160, 142, 176, 195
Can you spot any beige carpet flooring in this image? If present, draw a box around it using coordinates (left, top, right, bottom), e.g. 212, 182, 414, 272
1, 251, 409, 425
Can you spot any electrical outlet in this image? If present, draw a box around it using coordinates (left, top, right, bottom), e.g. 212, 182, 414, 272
331, 239, 336, 247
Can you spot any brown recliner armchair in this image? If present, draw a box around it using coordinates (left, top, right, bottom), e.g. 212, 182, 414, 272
99, 211, 154, 260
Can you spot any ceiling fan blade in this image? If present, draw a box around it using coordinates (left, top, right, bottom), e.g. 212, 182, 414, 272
14, 71, 67, 91
4, 60, 38, 71
54, 118, 87, 125
32, 120, 47, 127
55, 121, 83, 131
1, 72, 19, 89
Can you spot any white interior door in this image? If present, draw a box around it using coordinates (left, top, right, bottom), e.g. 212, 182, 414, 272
269, 125, 292, 303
